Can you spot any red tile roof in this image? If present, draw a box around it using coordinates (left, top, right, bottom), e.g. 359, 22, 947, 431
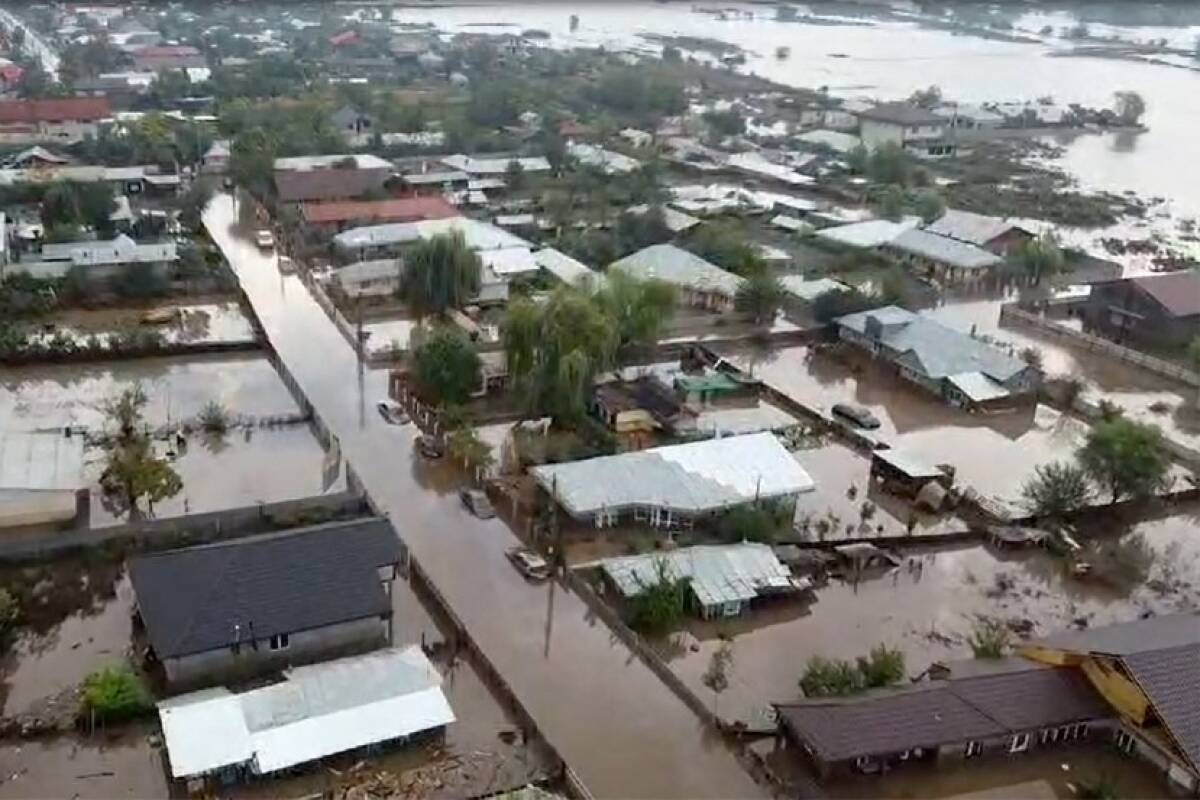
1131, 271, 1200, 318
302, 196, 458, 225
0, 97, 111, 124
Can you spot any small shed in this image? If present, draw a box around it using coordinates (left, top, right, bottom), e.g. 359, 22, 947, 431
833, 542, 901, 572
870, 449, 948, 498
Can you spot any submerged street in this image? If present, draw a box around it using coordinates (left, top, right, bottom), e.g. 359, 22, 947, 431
203, 193, 764, 799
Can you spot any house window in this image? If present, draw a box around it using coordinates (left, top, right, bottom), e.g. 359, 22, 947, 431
1009, 733, 1031, 753
964, 740, 982, 758
1115, 730, 1136, 755
269, 633, 290, 651
1078, 723, 1089, 739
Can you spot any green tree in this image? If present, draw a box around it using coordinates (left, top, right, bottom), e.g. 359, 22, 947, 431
505, 158, 527, 192
447, 426, 495, 474
735, 272, 786, 325
0, 588, 19, 644
410, 326, 482, 406
502, 288, 618, 425
98, 386, 182, 516
112, 262, 169, 299
877, 185, 906, 221
1021, 461, 1092, 519
866, 143, 910, 185
687, 220, 764, 275
230, 128, 276, 195
914, 189, 945, 223
1187, 336, 1200, 369
811, 288, 877, 323
856, 643, 906, 688
703, 108, 745, 138
592, 270, 677, 347
43, 223, 83, 243
626, 558, 689, 634
1113, 90, 1146, 126
79, 666, 153, 725
1020, 231, 1064, 285
178, 177, 215, 232
701, 641, 734, 713
967, 617, 1011, 659
401, 231, 483, 318
41, 181, 116, 231
908, 85, 943, 109
846, 143, 869, 174
800, 655, 865, 697
1078, 418, 1170, 503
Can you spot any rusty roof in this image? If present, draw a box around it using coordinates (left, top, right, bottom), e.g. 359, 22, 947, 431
302, 196, 457, 225
275, 167, 391, 203
0, 97, 111, 124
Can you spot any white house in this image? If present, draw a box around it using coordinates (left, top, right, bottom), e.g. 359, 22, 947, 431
857, 102, 955, 157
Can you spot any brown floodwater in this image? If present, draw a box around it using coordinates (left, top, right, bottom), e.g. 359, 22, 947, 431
205, 194, 765, 798
0, 726, 169, 800
658, 504, 1200, 727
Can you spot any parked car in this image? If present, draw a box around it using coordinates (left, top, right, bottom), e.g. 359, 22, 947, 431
417, 434, 444, 459
255, 229, 274, 248
278, 255, 295, 274
832, 403, 881, 429
460, 489, 495, 519
376, 399, 409, 425
507, 547, 551, 581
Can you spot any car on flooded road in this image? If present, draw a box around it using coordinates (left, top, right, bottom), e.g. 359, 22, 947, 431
254, 229, 274, 248
832, 402, 881, 429
460, 489, 495, 519
376, 399, 409, 425
507, 547, 551, 581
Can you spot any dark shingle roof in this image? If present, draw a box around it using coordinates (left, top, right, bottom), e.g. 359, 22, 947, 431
1130, 271, 1200, 319
130, 519, 401, 658
857, 102, 944, 126
274, 167, 391, 203
778, 666, 1109, 763
1123, 643, 1200, 773
1031, 612, 1200, 656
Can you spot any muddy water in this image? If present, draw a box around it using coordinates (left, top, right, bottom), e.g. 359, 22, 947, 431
0, 727, 168, 800
205, 194, 763, 799
31, 302, 257, 348
0, 353, 299, 432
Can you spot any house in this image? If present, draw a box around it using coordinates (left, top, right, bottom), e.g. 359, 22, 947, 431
869, 449, 948, 499
200, 139, 230, 174
332, 217, 525, 262
530, 431, 814, 529
567, 143, 641, 175
780, 276, 854, 315
1020, 613, 1200, 794
534, 247, 602, 288
609, 244, 743, 313
157, 646, 454, 784
626, 204, 700, 234
273, 156, 394, 205
835, 306, 1039, 410
2, 146, 71, 168
856, 102, 955, 157
6, 234, 177, 283
934, 103, 1005, 132
591, 376, 695, 443
814, 219, 915, 250
129, 518, 403, 687
439, 154, 551, 176
599, 542, 811, 619
0, 431, 87, 529
775, 659, 1112, 781
131, 45, 206, 72
884, 228, 1004, 285
330, 104, 376, 142
924, 209, 1034, 257
332, 259, 404, 298
0, 97, 112, 144
400, 169, 470, 193
1079, 271, 1200, 348
301, 196, 458, 234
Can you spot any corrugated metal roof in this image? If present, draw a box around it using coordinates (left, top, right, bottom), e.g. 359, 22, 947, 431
531, 432, 814, 517
158, 646, 455, 778
871, 448, 944, 480
780, 275, 850, 302
274, 154, 392, 172
889, 228, 1003, 271
601, 542, 806, 607
925, 209, 1022, 247
947, 371, 1011, 403
535, 247, 600, 287
440, 154, 550, 175
609, 244, 743, 298
816, 219, 913, 249
568, 143, 641, 174
480, 246, 537, 277
333, 217, 529, 252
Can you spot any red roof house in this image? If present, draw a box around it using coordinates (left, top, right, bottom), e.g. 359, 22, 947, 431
301, 196, 458, 231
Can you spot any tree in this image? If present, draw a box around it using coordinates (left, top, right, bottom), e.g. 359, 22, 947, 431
1113, 90, 1146, 126
1020, 231, 1064, 286
914, 189, 945, 223
701, 641, 734, 713
502, 288, 618, 425
505, 158, 527, 192
856, 643, 906, 688
229, 128, 276, 195
877, 185, 906, 221
967, 617, 1011, 659
447, 426, 495, 475
1021, 461, 1092, 520
112, 262, 168, 299
98, 386, 182, 517
79, 666, 153, 725
626, 558, 689, 634
735, 272, 786, 325
1077, 418, 1170, 503
846, 143, 869, 174
688, 220, 764, 275
866, 143, 910, 185
41, 181, 116, 231
0, 588, 19, 644
401, 231, 482, 318
178, 177, 215, 232
703, 109, 744, 138
411, 326, 482, 406
811, 288, 877, 324
908, 85, 943, 109
592, 270, 676, 347
1020, 346, 1044, 371
800, 655, 865, 697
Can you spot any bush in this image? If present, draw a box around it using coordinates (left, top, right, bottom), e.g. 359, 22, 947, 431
968, 617, 1011, 658
626, 558, 689, 635
0, 588, 19, 643
800, 643, 905, 696
198, 400, 230, 433
79, 666, 153, 724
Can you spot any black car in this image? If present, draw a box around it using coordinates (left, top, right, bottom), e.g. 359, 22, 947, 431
832, 403, 881, 430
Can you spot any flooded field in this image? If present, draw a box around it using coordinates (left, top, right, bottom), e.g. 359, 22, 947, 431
29, 301, 257, 348
0, 726, 168, 800
656, 503, 1200, 727
0, 353, 300, 432
85, 424, 345, 526
720, 343, 1095, 513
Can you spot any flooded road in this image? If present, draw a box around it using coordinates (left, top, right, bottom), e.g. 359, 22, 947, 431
204, 194, 763, 799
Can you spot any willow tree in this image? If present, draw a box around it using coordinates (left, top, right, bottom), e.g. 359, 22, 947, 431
502, 288, 619, 425
401, 231, 482, 318
592, 271, 676, 347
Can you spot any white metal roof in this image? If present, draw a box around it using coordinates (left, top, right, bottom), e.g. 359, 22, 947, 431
609, 244, 743, 299
333, 217, 528, 252
479, 246, 537, 277
336, 259, 402, 287
796, 129, 861, 154
815, 219, 915, 249
780, 275, 852, 302
771, 214, 809, 233
440, 154, 550, 175
888, 228, 1003, 271
534, 247, 599, 287
273, 154, 392, 171
158, 646, 455, 778
531, 432, 814, 518
41, 234, 177, 267
626, 204, 699, 233
925, 209, 1022, 247
725, 151, 812, 186
601, 542, 808, 607
872, 448, 945, 480
568, 143, 641, 174
947, 371, 1011, 403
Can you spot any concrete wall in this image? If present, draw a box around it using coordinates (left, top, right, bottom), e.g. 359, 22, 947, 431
164, 615, 388, 689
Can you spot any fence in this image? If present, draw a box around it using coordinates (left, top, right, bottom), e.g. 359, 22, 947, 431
1000, 303, 1200, 387
0, 491, 368, 562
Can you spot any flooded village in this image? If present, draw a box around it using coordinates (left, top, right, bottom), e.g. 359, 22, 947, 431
1, 1, 1200, 799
